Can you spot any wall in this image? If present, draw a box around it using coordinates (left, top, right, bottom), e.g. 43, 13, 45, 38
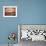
0, 0, 46, 44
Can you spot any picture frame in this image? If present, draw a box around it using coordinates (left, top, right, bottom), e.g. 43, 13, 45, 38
18, 24, 46, 42
3, 6, 17, 17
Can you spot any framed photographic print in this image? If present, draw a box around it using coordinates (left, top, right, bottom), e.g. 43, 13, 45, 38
18, 24, 46, 42
3, 6, 17, 17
